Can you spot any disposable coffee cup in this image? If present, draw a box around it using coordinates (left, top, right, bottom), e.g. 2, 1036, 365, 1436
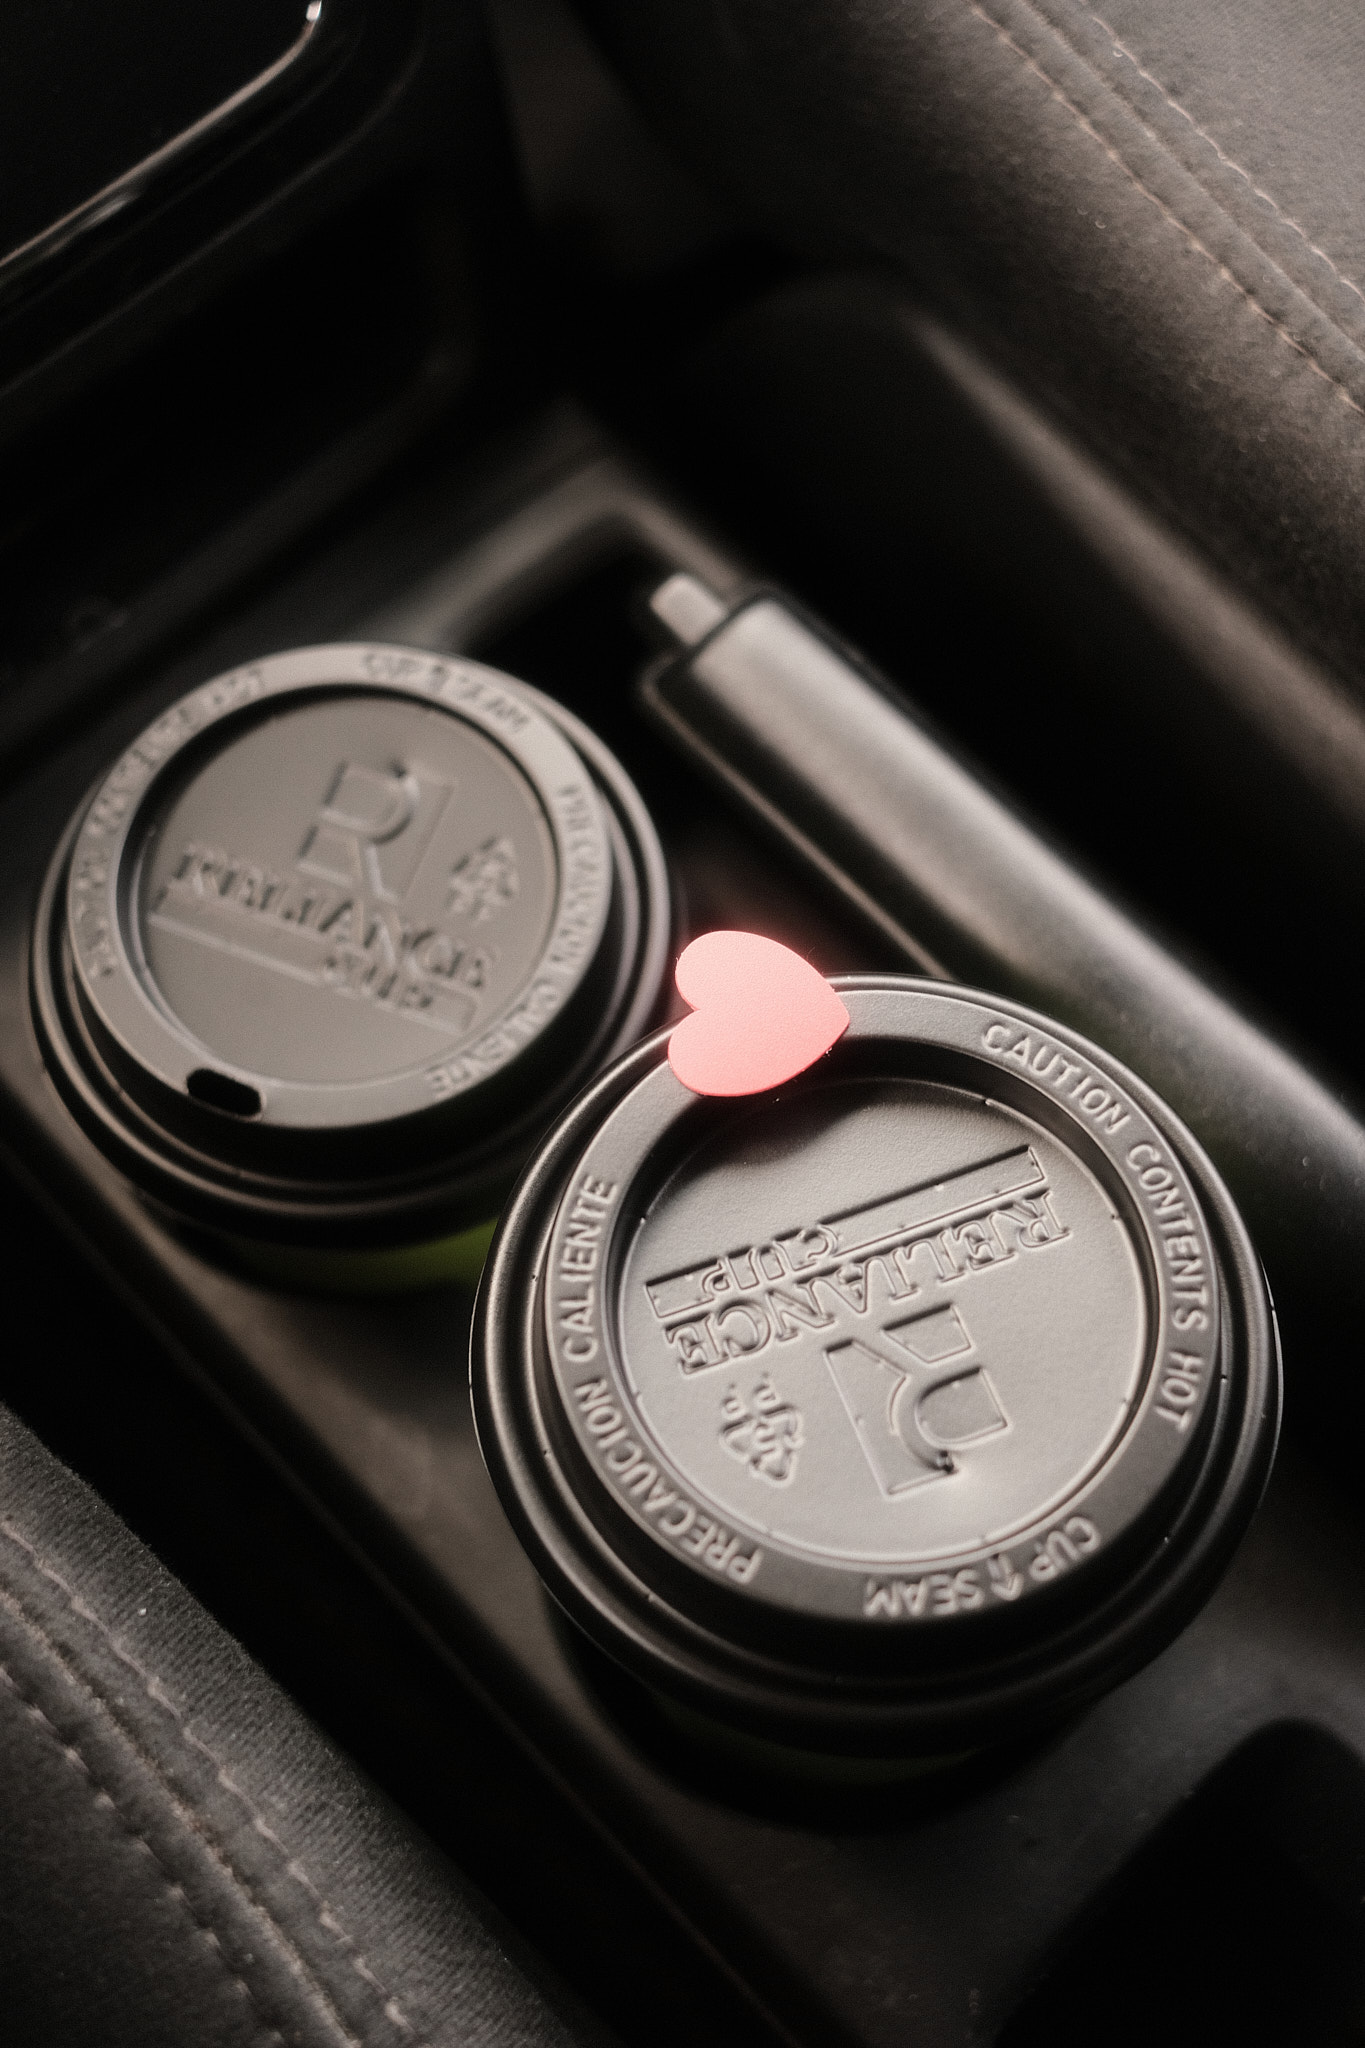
472, 959, 1278, 1757
33, 644, 669, 1283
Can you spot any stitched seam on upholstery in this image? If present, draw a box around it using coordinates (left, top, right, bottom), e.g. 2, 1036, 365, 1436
0, 1656, 285, 2048
1087, 8, 1365, 318
965, 0, 1365, 419
0, 1528, 422, 2048
1014, 0, 1365, 347
0, 1519, 423, 2044
0, 1573, 366, 2048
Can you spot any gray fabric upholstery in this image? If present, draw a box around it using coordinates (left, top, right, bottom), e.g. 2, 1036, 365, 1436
0, 1404, 589, 2048
576, 0, 1365, 696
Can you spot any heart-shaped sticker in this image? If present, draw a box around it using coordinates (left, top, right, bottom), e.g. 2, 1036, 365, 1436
667, 931, 851, 1097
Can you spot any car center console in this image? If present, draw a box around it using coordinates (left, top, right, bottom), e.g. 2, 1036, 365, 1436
4, 11, 1365, 2047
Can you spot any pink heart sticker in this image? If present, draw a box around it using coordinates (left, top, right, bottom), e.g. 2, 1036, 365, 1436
667, 931, 851, 1097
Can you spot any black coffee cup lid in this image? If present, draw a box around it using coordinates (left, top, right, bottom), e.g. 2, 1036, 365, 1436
34, 645, 669, 1244
473, 954, 1278, 1752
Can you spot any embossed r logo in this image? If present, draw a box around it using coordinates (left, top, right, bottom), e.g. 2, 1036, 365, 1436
825, 1305, 1007, 1495
297, 761, 452, 902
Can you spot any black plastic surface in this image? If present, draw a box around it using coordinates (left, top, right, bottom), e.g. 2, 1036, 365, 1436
0, 0, 509, 476
0, 0, 312, 268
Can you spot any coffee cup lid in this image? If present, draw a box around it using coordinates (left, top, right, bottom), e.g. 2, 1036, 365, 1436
35, 645, 669, 1243
474, 967, 1278, 1750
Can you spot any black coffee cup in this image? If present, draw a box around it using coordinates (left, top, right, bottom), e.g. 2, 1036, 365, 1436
33, 643, 670, 1287
472, 965, 1278, 1757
